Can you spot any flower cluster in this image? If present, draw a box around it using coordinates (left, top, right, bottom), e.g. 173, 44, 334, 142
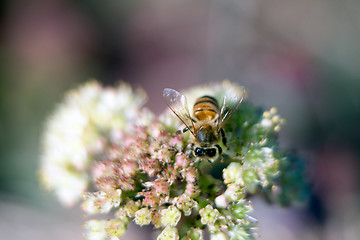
40, 80, 308, 239
39, 81, 151, 206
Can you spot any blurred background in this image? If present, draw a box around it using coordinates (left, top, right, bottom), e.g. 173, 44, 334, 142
1, 0, 360, 239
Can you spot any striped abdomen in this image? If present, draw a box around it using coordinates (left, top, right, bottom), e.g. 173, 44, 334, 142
193, 96, 219, 121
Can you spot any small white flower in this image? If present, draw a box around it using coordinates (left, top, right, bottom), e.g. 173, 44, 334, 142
84, 219, 127, 240
82, 189, 122, 215
84, 220, 107, 240
224, 184, 244, 202
161, 206, 181, 227
260, 118, 272, 128
135, 208, 152, 226
157, 227, 179, 240
199, 205, 220, 226
223, 162, 243, 185
210, 231, 229, 240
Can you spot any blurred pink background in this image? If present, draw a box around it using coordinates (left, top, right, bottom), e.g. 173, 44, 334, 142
1, 0, 360, 239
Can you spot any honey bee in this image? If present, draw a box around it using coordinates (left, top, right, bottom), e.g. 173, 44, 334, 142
163, 87, 245, 161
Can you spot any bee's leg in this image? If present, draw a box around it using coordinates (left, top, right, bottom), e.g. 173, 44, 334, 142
220, 128, 227, 146
215, 144, 222, 154
176, 127, 189, 135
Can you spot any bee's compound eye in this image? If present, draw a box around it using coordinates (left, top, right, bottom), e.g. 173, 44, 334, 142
194, 148, 205, 157
206, 148, 216, 157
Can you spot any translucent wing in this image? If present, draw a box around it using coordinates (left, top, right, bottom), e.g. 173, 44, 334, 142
163, 88, 195, 135
217, 87, 246, 130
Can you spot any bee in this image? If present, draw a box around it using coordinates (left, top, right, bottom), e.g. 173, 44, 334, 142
163, 87, 245, 161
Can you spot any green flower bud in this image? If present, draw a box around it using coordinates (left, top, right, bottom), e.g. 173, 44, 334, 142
242, 169, 259, 194
229, 201, 252, 220
228, 226, 252, 240
182, 228, 203, 240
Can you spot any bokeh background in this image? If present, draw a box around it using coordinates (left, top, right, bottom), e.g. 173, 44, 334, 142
1, 0, 360, 239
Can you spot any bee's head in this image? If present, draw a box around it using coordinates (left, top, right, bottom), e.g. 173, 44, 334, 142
193, 144, 222, 160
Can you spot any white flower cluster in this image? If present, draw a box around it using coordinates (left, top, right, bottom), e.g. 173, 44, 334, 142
39, 80, 307, 240
84, 219, 128, 240
39, 81, 151, 206
223, 147, 279, 194
82, 189, 122, 214
258, 107, 285, 132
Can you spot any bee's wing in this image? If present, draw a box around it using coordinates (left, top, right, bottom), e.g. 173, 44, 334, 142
217, 87, 246, 130
163, 88, 195, 135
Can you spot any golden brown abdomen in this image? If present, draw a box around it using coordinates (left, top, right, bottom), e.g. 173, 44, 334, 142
193, 96, 219, 121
